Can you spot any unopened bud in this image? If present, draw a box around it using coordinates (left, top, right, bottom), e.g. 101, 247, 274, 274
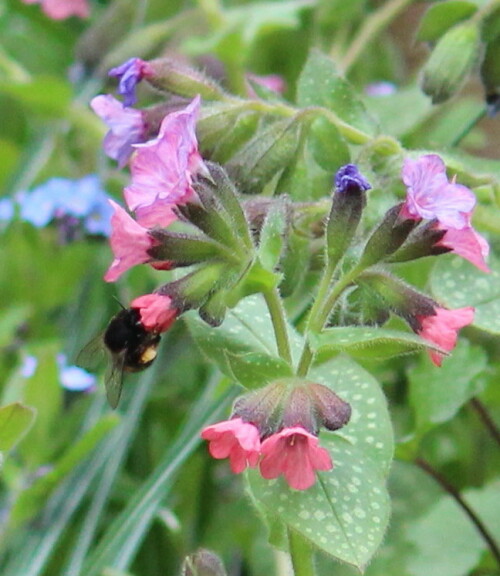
387, 220, 449, 263
227, 117, 302, 195
421, 22, 482, 104
182, 549, 227, 576
359, 271, 437, 331
358, 203, 418, 268
326, 164, 370, 267
145, 58, 226, 101
307, 383, 351, 431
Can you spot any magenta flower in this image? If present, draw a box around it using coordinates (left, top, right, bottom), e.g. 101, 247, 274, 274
436, 223, 490, 273
400, 155, 476, 229
124, 95, 205, 228
90, 95, 147, 167
201, 418, 261, 474
259, 427, 332, 491
108, 58, 153, 107
22, 0, 89, 19
104, 200, 158, 282
130, 293, 178, 333
416, 306, 475, 367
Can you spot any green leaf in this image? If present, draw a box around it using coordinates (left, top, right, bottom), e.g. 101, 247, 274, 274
227, 116, 302, 195
186, 296, 294, 388
0, 76, 72, 117
430, 255, 500, 334
307, 116, 350, 172
8, 413, 119, 529
406, 482, 500, 576
310, 357, 394, 474
257, 200, 289, 272
408, 339, 487, 433
0, 402, 36, 453
416, 1, 478, 43
296, 50, 378, 137
247, 437, 390, 570
310, 326, 446, 362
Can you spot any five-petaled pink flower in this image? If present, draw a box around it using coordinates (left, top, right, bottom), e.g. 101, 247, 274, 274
90, 95, 147, 167
201, 418, 261, 474
400, 154, 489, 271
130, 293, 178, 333
22, 0, 89, 19
104, 200, 158, 282
124, 95, 206, 228
259, 426, 333, 490
416, 306, 475, 367
400, 155, 475, 229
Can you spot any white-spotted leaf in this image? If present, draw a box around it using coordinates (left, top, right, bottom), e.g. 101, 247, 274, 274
430, 255, 500, 334
310, 357, 394, 474
247, 436, 390, 570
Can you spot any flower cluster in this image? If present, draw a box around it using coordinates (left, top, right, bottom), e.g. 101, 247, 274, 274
202, 380, 351, 491
399, 154, 489, 273
1, 176, 112, 240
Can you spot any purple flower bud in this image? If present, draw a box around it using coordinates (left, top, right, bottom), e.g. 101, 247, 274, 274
108, 58, 153, 107
334, 164, 371, 194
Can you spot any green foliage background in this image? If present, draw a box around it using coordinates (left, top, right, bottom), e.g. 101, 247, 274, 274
0, 0, 499, 575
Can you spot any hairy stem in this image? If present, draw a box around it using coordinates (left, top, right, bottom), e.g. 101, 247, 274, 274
264, 287, 293, 365
288, 528, 315, 576
416, 457, 500, 567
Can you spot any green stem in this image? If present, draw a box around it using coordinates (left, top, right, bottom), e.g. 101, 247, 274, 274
288, 528, 315, 576
472, 0, 500, 23
296, 264, 363, 377
339, 0, 416, 74
450, 106, 487, 147
264, 287, 293, 365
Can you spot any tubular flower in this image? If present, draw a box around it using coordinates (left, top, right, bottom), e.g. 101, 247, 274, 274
108, 58, 154, 107
400, 154, 476, 229
22, 0, 89, 19
130, 293, 178, 333
435, 223, 490, 273
259, 427, 333, 490
104, 200, 158, 282
124, 95, 205, 228
335, 164, 372, 194
201, 418, 261, 474
416, 306, 475, 367
90, 95, 148, 167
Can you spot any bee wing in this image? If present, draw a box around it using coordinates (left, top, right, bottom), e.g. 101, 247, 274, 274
105, 351, 126, 409
76, 333, 106, 371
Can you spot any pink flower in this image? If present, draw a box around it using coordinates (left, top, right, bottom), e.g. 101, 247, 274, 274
259, 427, 332, 491
22, 0, 89, 19
124, 95, 205, 228
90, 95, 147, 167
201, 418, 261, 474
436, 224, 490, 273
400, 155, 476, 229
130, 293, 178, 333
104, 200, 157, 282
416, 306, 475, 367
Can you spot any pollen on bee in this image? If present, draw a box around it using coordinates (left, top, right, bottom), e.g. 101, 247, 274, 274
140, 346, 158, 364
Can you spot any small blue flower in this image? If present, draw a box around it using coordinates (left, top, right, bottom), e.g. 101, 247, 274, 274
20, 355, 38, 378
57, 354, 96, 392
0, 198, 15, 224
335, 164, 371, 194
18, 175, 112, 237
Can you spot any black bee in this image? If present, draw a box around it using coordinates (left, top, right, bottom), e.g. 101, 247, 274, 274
79, 307, 161, 408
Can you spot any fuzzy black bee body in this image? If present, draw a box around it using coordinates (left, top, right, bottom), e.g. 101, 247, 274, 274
79, 308, 161, 408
